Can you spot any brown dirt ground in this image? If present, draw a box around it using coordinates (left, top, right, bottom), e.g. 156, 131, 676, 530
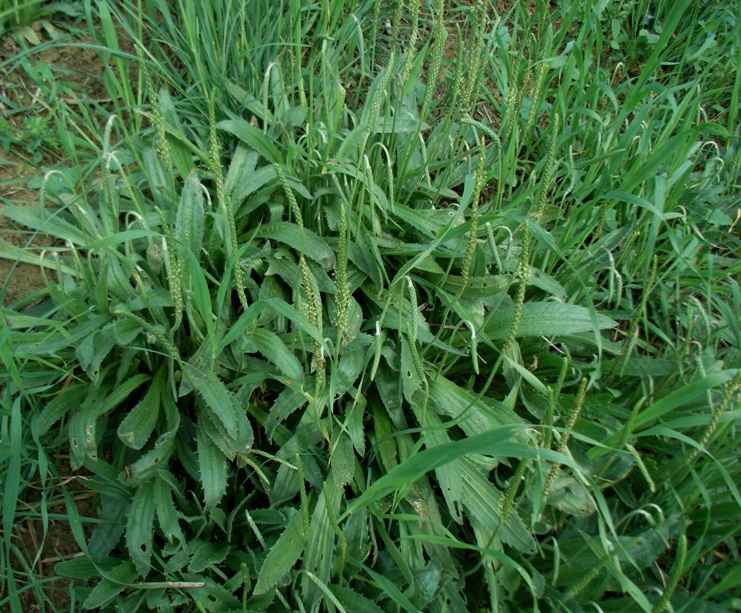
6, 463, 98, 613
0, 152, 51, 305
0, 20, 130, 307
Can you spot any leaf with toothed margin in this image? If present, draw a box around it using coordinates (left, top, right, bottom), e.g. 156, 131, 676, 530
184, 364, 237, 433
197, 417, 228, 509
253, 509, 305, 596
486, 302, 617, 340
199, 402, 253, 461
126, 479, 156, 577
245, 327, 304, 383
82, 561, 139, 610
153, 476, 185, 547
122, 429, 177, 486
117, 377, 161, 450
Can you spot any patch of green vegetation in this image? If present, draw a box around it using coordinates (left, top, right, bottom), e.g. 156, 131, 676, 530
1, 0, 739, 610
0, 113, 62, 163
0, 0, 81, 43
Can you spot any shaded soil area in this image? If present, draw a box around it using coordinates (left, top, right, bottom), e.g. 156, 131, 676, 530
0, 152, 51, 305
6, 465, 98, 613
1, 20, 134, 307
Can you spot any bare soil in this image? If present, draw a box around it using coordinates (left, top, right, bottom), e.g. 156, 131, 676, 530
0, 20, 126, 307
7, 464, 98, 613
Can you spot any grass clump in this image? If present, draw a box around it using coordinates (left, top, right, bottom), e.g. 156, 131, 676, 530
1, 0, 740, 610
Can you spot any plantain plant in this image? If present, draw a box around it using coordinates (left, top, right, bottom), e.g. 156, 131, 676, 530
1, 0, 739, 610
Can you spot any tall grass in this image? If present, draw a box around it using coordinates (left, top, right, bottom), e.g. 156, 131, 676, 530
1, 0, 739, 610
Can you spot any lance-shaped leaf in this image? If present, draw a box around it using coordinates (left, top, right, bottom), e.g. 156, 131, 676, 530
126, 479, 156, 577
117, 373, 163, 450
256, 223, 336, 269
175, 171, 205, 259
184, 364, 237, 433
253, 509, 305, 595
247, 328, 304, 383
487, 302, 617, 340
197, 418, 228, 509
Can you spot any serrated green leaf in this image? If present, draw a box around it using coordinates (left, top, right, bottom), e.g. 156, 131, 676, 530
3, 397, 21, 577
361, 564, 419, 612
111, 318, 142, 345
400, 335, 422, 405
69, 385, 108, 468
331, 344, 367, 397
175, 171, 205, 259
461, 458, 536, 553
197, 420, 228, 509
346, 388, 367, 456
100, 373, 152, 414
117, 373, 162, 450
266, 386, 307, 439
329, 585, 385, 613
188, 542, 229, 573
184, 364, 236, 433
85, 330, 117, 381
124, 430, 177, 485
81, 229, 160, 250
142, 148, 174, 210
0, 206, 89, 244
154, 477, 185, 546
434, 274, 510, 298
224, 144, 258, 199
199, 401, 253, 460
89, 494, 129, 556
158, 87, 194, 177
247, 327, 304, 383
548, 475, 597, 516
183, 574, 241, 610
253, 509, 305, 595
632, 370, 736, 430
82, 561, 138, 610
408, 407, 463, 524
528, 266, 566, 298
184, 248, 214, 338
428, 375, 522, 434
232, 164, 277, 204
373, 404, 399, 473
218, 119, 282, 164
487, 302, 617, 340
256, 223, 335, 269
266, 250, 336, 293
55, 556, 120, 579
344, 425, 577, 517
348, 228, 384, 287
373, 115, 430, 134
330, 428, 354, 488
224, 80, 271, 122
393, 203, 459, 238
75, 333, 95, 373
37, 384, 86, 435
126, 480, 156, 577
300, 489, 336, 607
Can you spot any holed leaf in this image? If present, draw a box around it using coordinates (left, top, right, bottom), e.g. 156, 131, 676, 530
126, 480, 156, 577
